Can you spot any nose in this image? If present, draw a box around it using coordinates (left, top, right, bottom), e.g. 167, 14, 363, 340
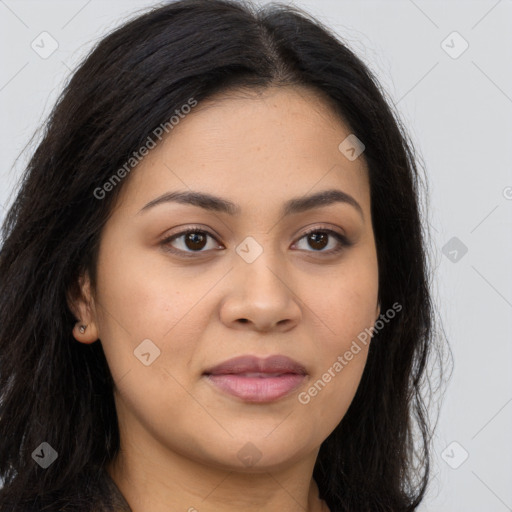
219, 247, 302, 332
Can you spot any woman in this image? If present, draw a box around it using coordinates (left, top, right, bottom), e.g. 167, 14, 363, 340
0, 0, 448, 510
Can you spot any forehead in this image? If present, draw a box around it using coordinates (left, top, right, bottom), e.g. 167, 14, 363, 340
114, 85, 370, 216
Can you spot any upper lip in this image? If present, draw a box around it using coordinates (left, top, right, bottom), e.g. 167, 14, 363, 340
203, 355, 307, 376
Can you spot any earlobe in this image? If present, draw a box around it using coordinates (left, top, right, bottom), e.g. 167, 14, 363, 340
67, 271, 99, 344
73, 321, 99, 344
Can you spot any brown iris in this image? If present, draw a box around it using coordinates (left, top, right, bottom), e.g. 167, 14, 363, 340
307, 232, 328, 251
184, 232, 208, 251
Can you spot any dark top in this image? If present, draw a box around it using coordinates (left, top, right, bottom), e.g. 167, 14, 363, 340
101, 468, 133, 512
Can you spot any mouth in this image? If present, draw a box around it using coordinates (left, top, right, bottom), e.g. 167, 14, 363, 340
203, 355, 308, 403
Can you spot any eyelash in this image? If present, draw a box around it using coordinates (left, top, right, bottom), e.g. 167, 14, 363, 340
160, 225, 352, 258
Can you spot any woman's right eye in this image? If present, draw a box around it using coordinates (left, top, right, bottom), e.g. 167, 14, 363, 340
160, 228, 223, 257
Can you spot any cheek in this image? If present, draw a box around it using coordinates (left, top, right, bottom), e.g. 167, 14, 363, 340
296, 255, 377, 420
93, 245, 212, 447
93, 240, 215, 386
296, 293, 373, 434
309, 255, 379, 350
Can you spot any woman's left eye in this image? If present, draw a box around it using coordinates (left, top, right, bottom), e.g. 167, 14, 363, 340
293, 228, 351, 254
161, 226, 351, 257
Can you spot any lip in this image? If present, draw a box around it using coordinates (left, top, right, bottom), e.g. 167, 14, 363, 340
204, 354, 307, 376
203, 355, 308, 403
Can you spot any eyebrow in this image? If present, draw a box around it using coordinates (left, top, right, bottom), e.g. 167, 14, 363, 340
138, 188, 364, 220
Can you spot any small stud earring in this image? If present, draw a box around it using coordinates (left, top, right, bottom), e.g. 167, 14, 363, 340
79, 324, 87, 334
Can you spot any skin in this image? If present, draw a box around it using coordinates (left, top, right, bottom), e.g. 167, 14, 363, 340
70, 85, 380, 512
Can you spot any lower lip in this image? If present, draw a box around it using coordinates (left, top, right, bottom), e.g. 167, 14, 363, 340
205, 373, 306, 403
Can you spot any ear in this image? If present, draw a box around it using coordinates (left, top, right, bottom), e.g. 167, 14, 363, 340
67, 271, 99, 344
375, 300, 381, 323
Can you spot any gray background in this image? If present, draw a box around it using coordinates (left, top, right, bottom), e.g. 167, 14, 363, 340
1, 0, 511, 510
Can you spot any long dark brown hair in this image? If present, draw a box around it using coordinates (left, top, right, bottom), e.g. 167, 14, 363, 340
0, 0, 450, 510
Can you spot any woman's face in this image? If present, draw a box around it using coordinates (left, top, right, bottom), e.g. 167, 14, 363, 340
77, 86, 379, 472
